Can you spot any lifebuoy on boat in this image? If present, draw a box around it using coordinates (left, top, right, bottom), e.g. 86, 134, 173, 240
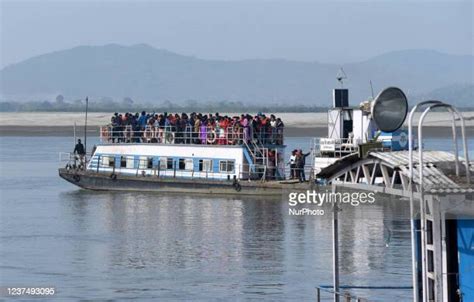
207, 130, 217, 144
73, 174, 81, 182
165, 132, 175, 144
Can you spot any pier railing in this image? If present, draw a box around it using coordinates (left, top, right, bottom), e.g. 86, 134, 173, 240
99, 125, 284, 146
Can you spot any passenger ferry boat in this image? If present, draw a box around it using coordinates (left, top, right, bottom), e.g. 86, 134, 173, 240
58, 86, 412, 194
59, 118, 316, 195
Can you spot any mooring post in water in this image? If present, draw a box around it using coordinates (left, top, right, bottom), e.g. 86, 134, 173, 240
332, 184, 340, 302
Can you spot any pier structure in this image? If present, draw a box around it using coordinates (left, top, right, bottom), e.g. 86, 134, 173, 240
317, 99, 473, 301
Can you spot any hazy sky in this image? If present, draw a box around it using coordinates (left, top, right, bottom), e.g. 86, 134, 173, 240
1, 0, 472, 68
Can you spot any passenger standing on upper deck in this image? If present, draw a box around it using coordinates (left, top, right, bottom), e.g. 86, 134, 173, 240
270, 115, 277, 144
261, 115, 269, 144
138, 111, 147, 141
118, 114, 126, 143
254, 115, 262, 143
194, 115, 201, 144
218, 117, 228, 145
138, 111, 147, 128
183, 113, 192, 144
276, 118, 284, 145
132, 115, 141, 143
110, 115, 117, 143
200, 119, 208, 144
174, 114, 182, 144
73, 139, 86, 168
252, 115, 259, 142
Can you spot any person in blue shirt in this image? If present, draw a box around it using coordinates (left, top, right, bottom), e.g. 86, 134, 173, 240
138, 111, 147, 128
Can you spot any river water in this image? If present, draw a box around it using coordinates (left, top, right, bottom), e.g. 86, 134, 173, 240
0, 136, 471, 301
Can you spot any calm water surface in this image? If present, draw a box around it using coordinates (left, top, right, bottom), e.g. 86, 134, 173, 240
0, 136, 470, 301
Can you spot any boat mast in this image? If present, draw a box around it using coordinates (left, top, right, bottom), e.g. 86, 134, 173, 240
84, 97, 88, 155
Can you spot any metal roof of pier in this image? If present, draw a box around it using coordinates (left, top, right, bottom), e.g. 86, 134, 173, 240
371, 151, 473, 193
317, 150, 474, 195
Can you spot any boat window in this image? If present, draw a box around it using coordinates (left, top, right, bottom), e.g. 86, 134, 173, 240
160, 157, 166, 170
138, 156, 153, 169
178, 159, 193, 170
199, 159, 212, 172
219, 160, 235, 173
108, 156, 115, 168
139, 156, 148, 169
167, 158, 174, 169
100, 156, 109, 167
147, 157, 153, 169
126, 157, 134, 169
159, 157, 168, 170
160, 157, 174, 170
185, 159, 193, 170
137, 157, 153, 169
120, 156, 127, 168
178, 159, 186, 170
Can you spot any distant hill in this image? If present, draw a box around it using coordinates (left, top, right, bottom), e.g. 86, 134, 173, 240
416, 83, 474, 108
0, 44, 472, 106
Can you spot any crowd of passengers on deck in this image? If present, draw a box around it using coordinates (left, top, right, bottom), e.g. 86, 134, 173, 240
101, 111, 285, 145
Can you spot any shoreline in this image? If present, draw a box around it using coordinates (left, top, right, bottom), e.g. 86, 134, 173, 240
1, 125, 472, 138
1, 111, 473, 138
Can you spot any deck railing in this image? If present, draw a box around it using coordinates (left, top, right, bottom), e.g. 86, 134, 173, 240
59, 152, 91, 170
99, 125, 284, 146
